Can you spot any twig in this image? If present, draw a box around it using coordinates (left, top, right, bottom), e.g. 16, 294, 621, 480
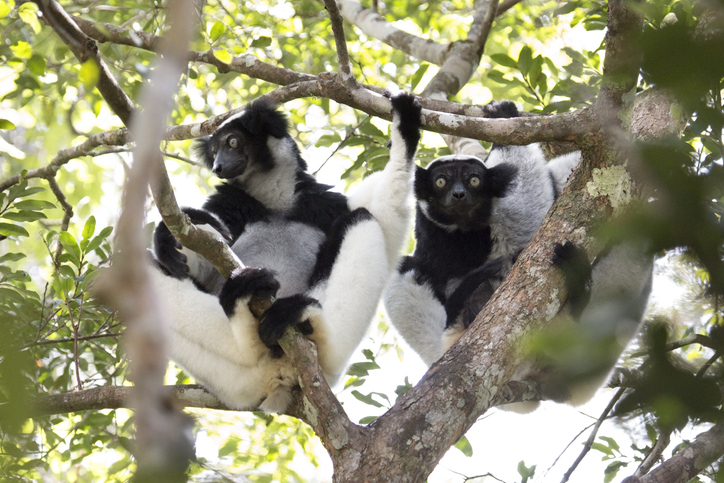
634, 429, 671, 478
45, 175, 74, 261
560, 387, 626, 483
323, 0, 353, 77
22, 331, 123, 350
36, 0, 136, 125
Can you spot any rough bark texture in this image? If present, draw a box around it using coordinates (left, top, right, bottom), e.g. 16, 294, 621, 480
639, 423, 724, 483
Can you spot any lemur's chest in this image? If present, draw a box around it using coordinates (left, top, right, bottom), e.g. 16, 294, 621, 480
232, 218, 326, 297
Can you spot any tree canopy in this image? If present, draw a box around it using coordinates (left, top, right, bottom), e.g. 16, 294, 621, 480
1, 0, 724, 482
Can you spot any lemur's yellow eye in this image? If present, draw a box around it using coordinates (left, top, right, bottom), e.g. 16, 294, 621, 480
435, 177, 446, 188
469, 176, 480, 187
229, 137, 238, 148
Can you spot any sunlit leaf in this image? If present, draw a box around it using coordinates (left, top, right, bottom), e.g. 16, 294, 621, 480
453, 435, 473, 457
79, 60, 100, 88
0, 223, 29, 237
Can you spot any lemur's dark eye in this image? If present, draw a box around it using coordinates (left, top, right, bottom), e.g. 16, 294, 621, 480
228, 137, 238, 149
469, 176, 480, 187
435, 177, 446, 188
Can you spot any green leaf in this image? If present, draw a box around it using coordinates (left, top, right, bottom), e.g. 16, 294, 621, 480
350, 390, 384, 408
58, 231, 81, 264
13, 199, 56, 210
209, 21, 225, 41
347, 361, 380, 377
2, 210, 47, 222
358, 416, 377, 425
517, 460, 536, 483
0, 119, 16, 130
97, 226, 113, 240
0, 252, 26, 263
490, 53, 518, 69
518, 46, 533, 76
645, 423, 657, 443
315, 133, 342, 147
486, 70, 509, 84
453, 435, 473, 457
213, 49, 232, 63
10, 41, 32, 60
410, 63, 429, 91
0, 2, 10, 18
82, 216, 96, 240
0, 223, 29, 237
591, 442, 614, 456
14, 186, 45, 199
251, 36, 272, 48
79, 59, 100, 88
0, 287, 25, 305
599, 436, 620, 453
358, 121, 385, 138
28, 54, 46, 76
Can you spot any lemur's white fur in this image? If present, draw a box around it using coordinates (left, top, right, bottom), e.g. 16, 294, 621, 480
154, 102, 418, 413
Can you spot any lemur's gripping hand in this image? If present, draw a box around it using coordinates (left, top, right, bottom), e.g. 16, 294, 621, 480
219, 267, 280, 318
552, 241, 592, 320
388, 91, 422, 162
153, 207, 233, 279
482, 99, 520, 119
258, 295, 321, 357
153, 222, 188, 279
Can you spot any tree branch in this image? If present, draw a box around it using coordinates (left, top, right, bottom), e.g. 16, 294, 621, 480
594, 0, 644, 125
0, 128, 130, 192
638, 422, 724, 483
323, 0, 353, 78
35, 0, 135, 125
337, 0, 449, 65
27, 385, 231, 417
280, 330, 365, 462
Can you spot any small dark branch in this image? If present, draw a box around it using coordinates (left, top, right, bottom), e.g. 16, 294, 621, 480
639, 422, 724, 483
697, 352, 721, 377
35, 0, 136, 125
630, 333, 722, 358
22, 331, 122, 350
634, 429, 671, 478
468, 0, 500, 58
71, 15, 161, 50
72, 15, 317, 86
279, 330, 364, 461
561, 387, 626, 483
0, 128, 130, 192
323, 0, 354, 78
594, 0, 644, 124
496, 0, 524, 15
162, 150, 200, 167
27, 385, 231, 418
45, 176, 74, 260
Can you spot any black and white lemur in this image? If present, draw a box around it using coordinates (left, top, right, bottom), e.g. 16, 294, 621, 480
384, 100, 653, 410
151, 92, 422, 413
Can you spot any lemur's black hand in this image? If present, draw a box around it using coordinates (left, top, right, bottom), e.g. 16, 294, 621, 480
153, 221, 188, 279
258, 294, 320, 357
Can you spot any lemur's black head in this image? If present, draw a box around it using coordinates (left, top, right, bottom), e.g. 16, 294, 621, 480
414, 155, 518, 232
193, 98, 305, 180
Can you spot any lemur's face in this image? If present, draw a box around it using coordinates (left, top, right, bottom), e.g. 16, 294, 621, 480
204, 125, 256, 179
414, 156, 517, 232
194, 100, 289, 180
